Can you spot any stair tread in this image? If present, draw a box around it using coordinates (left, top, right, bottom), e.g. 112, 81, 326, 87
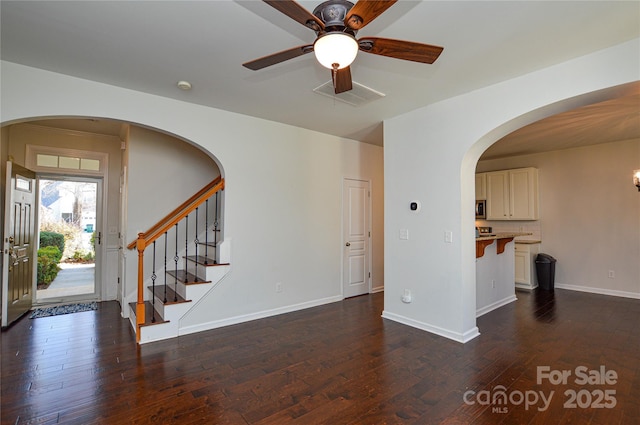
184, 255, 229, 266
128, 301, 168, 327
166, 270, 211, 285
146, 285, 191, 304
199, 241, 219, 247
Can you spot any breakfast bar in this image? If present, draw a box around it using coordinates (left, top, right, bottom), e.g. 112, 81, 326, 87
476, 232, 530, 258
475, 232, 532, 317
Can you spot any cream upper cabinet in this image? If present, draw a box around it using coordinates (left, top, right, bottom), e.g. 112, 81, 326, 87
475, 173, 487, 200
509, 168, 539, 220
486, 171, 509, 219
485, 167, 539, 220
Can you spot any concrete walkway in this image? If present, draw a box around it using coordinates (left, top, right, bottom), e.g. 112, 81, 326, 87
37, 263, 95, 299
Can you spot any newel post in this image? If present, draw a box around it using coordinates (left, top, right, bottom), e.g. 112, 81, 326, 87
135, 232, 146, 342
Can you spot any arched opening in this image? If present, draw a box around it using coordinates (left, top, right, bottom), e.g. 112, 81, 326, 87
464, 81, 639, 331
1, 116, 226, 323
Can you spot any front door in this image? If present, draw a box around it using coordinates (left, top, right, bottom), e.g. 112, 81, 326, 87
36, 176, 102, 304
342, 178, 370, 298
2, 162, 37, 327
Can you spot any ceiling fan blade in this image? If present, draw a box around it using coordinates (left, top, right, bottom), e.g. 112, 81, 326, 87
263, 0, 325, 32
345, 0, 397, 30
243, 45, 313, 70
358, 37, 444, 64
332, 66, 353, 94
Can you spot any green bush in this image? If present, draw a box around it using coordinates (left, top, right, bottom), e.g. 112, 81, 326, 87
40, 221, 79, 260
40, 245, 63, 263
71, 250, 94, 262
37, 246, 62, 285
39, 231, 65, 253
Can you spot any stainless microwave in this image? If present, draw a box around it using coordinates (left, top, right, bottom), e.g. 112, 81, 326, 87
475, 200, 486, 219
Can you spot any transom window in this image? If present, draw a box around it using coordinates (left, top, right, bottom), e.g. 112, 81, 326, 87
26, 145, 107, 177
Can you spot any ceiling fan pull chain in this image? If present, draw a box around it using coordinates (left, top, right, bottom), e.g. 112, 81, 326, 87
331, 63, 338, 85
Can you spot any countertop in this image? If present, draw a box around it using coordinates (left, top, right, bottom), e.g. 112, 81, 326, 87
475, 232, 532, 258
514, 239, 541, 244
476, 232, 532, 241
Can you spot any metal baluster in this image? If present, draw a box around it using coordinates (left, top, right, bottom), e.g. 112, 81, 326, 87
213, 191, 219, 264
204, 199, 209, 264
151, 241, 157, 323
194, 206, 199, 280
173, 223, 179, 302
163, 232, 168, 303
184, 215, 189, 281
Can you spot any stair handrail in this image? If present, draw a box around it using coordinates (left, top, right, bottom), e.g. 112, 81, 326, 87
126, 176, 223, 250
127, 176, 225, 342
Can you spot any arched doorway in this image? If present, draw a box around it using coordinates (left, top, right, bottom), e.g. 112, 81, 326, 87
1, 117, 225, 322
465, 81, 640, 330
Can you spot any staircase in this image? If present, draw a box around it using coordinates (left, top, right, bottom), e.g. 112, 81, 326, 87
128, 257, 230, 344
126, 177, 227, 344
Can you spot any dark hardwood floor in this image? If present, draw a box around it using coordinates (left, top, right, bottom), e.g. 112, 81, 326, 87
2, 289, 639, 424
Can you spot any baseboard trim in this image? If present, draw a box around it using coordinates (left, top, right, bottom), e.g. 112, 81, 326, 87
371, 285, 384, 294
476, 294, 518, 318
179, 295, 343, 336
554, 283, 640, 300
381, 310, 480, 343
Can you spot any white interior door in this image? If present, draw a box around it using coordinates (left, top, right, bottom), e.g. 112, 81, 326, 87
2, 162, 37, 327
342, 178, 370, 298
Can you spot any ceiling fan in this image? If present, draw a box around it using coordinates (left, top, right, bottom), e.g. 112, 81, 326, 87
243, 0, 444, 94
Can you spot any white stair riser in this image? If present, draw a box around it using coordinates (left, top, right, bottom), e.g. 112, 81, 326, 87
149, 292, 193, 320
133, 264, 231, 343
186, 261, 216, 277
139, 321, 179, 344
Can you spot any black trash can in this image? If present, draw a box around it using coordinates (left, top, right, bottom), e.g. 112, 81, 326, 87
535, 253, 556, 291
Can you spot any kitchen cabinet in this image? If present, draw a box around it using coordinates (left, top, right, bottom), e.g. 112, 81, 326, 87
485, 167, 539, 220
515, 242, 540, 290
475, 173, 486, 200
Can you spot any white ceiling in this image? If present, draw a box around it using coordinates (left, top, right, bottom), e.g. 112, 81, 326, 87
1, 1, 639, 155
483, 82, 640, 160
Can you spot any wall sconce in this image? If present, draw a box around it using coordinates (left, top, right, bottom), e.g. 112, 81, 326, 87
634, 169, 640, 192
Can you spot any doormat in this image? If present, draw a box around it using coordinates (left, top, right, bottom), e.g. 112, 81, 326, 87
30, 302, 98, 319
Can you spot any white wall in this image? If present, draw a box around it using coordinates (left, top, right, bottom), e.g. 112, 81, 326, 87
477, 139, 640, 297
126, 125, 220, 231
0, 61, 384, 328
383, 39, 639, 342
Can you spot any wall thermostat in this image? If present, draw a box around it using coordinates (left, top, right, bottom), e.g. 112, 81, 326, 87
410, 201, 421, 212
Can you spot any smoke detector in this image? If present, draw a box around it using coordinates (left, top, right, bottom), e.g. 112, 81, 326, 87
177, 80, 192, 90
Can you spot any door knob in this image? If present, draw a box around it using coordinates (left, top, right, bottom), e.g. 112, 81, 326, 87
345, 242, 351, 246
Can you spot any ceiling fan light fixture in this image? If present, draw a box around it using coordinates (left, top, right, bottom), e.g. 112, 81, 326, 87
313, 32, 358, 70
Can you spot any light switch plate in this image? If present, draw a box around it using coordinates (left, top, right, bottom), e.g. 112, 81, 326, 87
399, 229, 409, 240
444, 231, 453, 243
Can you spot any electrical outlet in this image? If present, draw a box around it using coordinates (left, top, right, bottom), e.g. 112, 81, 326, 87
491, 279, 496, 288
401, 289, 412, 303
276, 282, 283, 292
608, 270, 615, 279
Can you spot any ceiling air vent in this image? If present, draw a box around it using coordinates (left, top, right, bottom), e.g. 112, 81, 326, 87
313, 81, 385, 106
